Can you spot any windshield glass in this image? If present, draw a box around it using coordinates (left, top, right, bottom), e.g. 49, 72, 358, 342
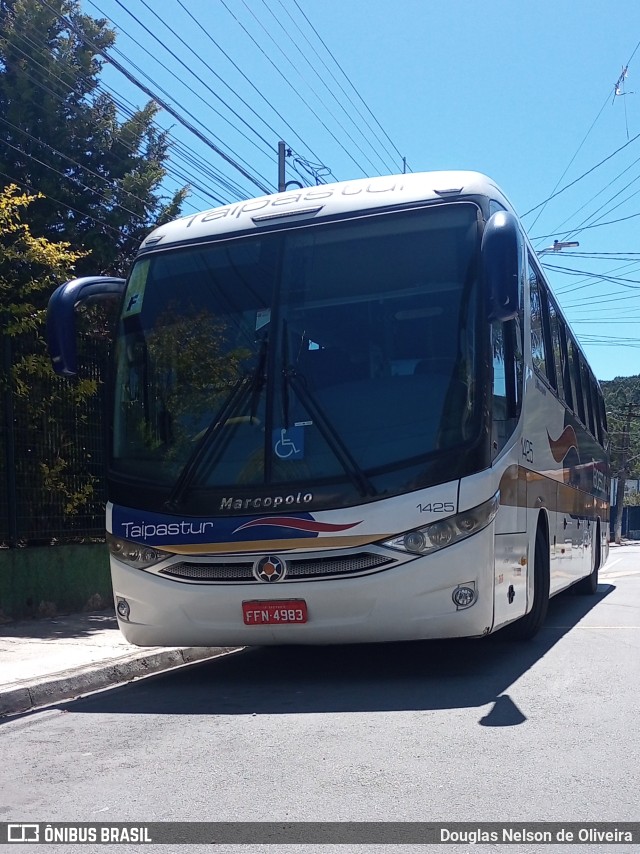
112, 202, 481, 506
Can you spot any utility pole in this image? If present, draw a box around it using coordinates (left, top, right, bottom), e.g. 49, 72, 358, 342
278, 141, 286, 192
613, 402, 632, 544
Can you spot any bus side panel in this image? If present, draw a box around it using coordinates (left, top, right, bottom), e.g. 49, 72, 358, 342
493, 463, 529, 630
459, 461, 529, 633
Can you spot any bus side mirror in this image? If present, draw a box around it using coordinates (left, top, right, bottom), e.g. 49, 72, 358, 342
47, 276, 126, 376
481, 211, 521, 322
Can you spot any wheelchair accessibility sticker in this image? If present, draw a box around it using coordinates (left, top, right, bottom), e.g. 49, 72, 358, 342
273, 426, 304, 460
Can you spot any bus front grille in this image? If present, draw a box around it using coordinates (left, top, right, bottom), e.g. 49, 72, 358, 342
158, 552, 394, 582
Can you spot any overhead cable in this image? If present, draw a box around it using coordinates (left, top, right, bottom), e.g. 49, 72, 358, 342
172, 0, 330, 177
256, 0, 390, 175
274, 0, 401, 172
0, 168, 122, 237
37, 0, 274, 195
291, 0, 406, 168
94, 0, 276, 156
522, 131, 640, 218
219, 0, 362, 177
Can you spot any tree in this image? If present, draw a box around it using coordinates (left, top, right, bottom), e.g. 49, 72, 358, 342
0, 185, 101, 541
0, 0, 187, 278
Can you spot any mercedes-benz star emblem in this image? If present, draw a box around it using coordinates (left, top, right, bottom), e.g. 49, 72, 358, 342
254, 555, 286, 583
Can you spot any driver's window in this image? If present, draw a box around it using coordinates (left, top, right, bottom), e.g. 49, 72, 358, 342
491, 313, 522, 458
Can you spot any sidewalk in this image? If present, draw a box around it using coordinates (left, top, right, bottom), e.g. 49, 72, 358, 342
0, 610, 234, 717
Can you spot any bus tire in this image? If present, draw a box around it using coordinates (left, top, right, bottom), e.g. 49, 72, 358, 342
575, 523, 600, 595
503, 524, 550, 640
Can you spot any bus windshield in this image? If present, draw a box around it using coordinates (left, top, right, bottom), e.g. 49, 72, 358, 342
112, 202, 482, 508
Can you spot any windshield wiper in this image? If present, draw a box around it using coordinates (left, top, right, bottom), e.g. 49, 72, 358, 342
165, 337, 268, 510
285, 366, 377, 499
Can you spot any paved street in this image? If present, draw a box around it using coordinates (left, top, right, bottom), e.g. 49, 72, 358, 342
1, 544, 639, 853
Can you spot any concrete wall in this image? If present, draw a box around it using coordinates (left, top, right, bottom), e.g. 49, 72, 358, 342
0, 544, 112, 622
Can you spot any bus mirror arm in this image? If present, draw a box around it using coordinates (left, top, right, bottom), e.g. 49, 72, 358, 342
46, 276, 126, 377
481, 211, 521, 322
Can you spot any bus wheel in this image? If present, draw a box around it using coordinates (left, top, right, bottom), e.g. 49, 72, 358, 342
575, 523, 600, 595
503, 525, 550, 640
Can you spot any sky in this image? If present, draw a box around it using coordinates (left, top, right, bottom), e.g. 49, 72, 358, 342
82, 0, 640, 382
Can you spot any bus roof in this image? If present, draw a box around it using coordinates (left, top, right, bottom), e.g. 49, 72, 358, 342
139, 170, 515, 252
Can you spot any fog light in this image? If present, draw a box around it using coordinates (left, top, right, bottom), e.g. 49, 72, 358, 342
452, 584, 476, 609
116, 598, 130, 621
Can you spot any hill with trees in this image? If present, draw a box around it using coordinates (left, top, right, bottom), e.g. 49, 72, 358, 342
601, 374, 640, 541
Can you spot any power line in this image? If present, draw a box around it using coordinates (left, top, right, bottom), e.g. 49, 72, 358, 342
526, 95, 611, 233
523, 130, 640, 219
104, 38, 274, 190
0, 28, 233, 207
2, 22, 275, 215
219, 0, 365, 176
291, 0, 406, 169
272, 0, 400, 173
527, 39, 640, 233
125, 0, 322, 191
37, 0, 274, 195
171, 0, 331, 180
95, 0, 277, 159
256, 0, 390, 176
133, 0, 322, 187
560, 175, 640, 242
0, 137, 149, 223
0, 115, 166, 214
537, 154, 640, 242
543, 262, 640, 287
0, 169, 122, 237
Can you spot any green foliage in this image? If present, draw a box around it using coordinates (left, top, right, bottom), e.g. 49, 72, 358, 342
0, 0, 187, 278
0, 186, 102, 539
0, 184, 87, 333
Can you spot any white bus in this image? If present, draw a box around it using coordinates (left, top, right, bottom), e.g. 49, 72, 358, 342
47, 171, 609, 646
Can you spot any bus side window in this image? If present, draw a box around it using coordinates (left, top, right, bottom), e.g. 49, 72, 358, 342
558, 321, 573, 410
591, 377, 604, 445
598, 389, 609, 452
548, 298, 565, 403
528, 261, 548, 380
582, 362, 596, 436
569, 338, 586, 424
537, 283, 556, 391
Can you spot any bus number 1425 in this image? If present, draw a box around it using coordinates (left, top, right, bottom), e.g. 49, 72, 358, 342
417, 502, 455, 513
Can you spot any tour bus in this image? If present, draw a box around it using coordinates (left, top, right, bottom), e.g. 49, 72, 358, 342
47, 170, 609, 646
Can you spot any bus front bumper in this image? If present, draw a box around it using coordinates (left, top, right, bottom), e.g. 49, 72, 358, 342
110, 536, 495, 647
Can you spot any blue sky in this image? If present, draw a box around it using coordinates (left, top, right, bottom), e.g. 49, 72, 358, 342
85, 0, 640, 381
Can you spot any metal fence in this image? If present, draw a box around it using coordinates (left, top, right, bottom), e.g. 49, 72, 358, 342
0, 331, 109, 546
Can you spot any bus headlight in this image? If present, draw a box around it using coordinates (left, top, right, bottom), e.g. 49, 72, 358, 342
106, 533, 170, 569
380, 491, 499, 555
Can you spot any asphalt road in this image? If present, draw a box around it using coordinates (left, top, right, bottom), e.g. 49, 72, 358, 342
2, 544, 639, 854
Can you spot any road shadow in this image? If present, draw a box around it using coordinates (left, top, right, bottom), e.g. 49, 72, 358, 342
0, 610, 117, 641
63, 585, 613, 720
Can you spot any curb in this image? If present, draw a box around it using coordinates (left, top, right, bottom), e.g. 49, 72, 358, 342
0, 646, 237, 717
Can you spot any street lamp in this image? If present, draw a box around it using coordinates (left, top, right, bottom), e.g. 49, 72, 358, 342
546, 240, 579, 251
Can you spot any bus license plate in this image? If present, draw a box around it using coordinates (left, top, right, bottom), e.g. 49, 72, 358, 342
242, 600, 308, 625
